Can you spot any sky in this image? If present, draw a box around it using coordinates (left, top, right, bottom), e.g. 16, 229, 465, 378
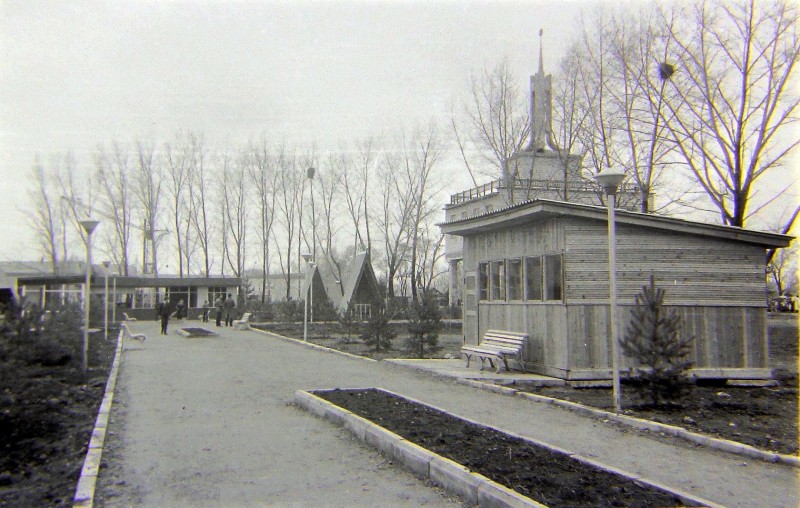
0, 0, 604, 263
1, 1, 796, 266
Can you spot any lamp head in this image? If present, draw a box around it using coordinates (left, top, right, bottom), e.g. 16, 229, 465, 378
307, 167, 315, 179
595, 168, 626, 196
301, 252, 313, 263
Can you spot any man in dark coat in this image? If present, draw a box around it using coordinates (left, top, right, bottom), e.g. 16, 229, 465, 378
224, 293, 236, 327
215, 294, 225, 327
160, 300, 173, 335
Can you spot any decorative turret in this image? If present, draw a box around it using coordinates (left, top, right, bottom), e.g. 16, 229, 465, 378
528, 29, 557, 153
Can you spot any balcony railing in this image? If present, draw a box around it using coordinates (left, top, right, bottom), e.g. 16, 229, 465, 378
449, 178, 640, 205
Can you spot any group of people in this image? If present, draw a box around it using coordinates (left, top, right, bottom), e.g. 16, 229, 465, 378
157, 292, 237, 334
214, 293, 237, 327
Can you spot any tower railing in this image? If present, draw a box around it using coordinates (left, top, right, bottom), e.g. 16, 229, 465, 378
449, 178, 640, 205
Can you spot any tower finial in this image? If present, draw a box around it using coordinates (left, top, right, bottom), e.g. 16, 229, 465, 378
538, 28, 544, 73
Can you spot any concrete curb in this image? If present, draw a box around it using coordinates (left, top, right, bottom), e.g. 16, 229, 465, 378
294, 388, 719, 508
73, 326, 126, 508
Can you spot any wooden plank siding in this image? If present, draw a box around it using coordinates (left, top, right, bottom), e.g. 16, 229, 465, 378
564, 219, 767, 307
562, 305, 768, 379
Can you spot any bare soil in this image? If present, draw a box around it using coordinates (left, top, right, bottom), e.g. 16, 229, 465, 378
318, 387, 690, 508
0, 327, 117, 507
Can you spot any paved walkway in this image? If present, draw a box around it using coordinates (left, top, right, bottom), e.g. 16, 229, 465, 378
95, 321, 798, 507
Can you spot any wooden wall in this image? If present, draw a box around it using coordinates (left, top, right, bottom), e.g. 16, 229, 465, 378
563, 218, 767, 307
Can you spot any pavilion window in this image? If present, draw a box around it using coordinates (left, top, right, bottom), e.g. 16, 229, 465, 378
478, 263, 488, 301
507, 258, 522, 300
544, 254, 563, 301
525, 256, 543, 301
489, 260, 505, 301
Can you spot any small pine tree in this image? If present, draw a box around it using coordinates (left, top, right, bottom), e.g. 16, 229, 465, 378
360, 299, 396, 352
405, 291, 442, 358
619, 274, 694, 407
338, 309, 359, 343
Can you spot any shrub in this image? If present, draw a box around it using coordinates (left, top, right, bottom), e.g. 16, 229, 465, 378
338, 310, 360, 343
405, 292, 442, 358
360, 299, 396, 352
276, 299, 304, 322
620, 275, 694, 407
312, 296, 337, 322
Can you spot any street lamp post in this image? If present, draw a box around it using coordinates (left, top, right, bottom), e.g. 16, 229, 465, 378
301, 252, 313, 341
112, 275, 117, 324
103, 261, 111, 342
307, 167, 316, 323
79, 219, 100, 374
595, 168, 625, 413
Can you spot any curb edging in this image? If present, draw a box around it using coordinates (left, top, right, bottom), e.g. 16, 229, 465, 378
73, 327, 126, 508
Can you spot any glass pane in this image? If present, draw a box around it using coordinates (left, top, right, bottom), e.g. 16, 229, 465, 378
507, 258, 522, 300
525, 257, 542, 301
478, 263, 488, 300
490, 260, 505, 301
545, 254, 563, 301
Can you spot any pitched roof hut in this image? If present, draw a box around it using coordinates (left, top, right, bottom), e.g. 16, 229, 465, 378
440, 199, 791, 382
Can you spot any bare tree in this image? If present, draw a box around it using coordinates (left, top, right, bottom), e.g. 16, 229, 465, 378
94, 142, 135, 275
604, 7, 680, 213
132, 140, 165, 275
249, 139, 278, 302
28, 158, 66, 272
273, 148, 301, 299
577, 11, 619, 180
381, 124, 446, 301
661, 0, 800, 229
55, 153, 100, 254
551, 44, 592, 201
313, 153, 347, 294
455, 57, 531, 183
163, 134, 193, 277
186, 133, 214, 276
767, 241, 798, 297
376, 153, 413, 300
220, 149, 248, 289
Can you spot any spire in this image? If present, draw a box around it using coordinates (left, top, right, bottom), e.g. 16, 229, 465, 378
528, 28, 557, 152
538, 28, 544, 74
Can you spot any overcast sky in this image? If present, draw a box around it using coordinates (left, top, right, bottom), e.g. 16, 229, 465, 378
1, 0, 604, 262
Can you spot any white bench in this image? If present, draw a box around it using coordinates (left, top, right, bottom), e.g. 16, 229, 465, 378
120, 322, 146, 342
233, 312, 252, 330
122, 312, 137, 322
461, 330, 527, 373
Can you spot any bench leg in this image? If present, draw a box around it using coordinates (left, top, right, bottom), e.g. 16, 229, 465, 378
463, 352, 471, 368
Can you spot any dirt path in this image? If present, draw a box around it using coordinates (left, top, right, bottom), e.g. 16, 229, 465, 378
95, 321, 798, 507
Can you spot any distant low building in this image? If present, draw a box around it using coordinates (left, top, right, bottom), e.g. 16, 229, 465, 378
0, 261, 240, 321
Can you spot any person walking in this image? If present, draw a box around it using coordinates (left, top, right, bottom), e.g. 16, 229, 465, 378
201, 300, 210, 322
215, 294, 225, 327
224, 293, 236, 327
160, 300, 173, 335
175, 299, 186, 320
